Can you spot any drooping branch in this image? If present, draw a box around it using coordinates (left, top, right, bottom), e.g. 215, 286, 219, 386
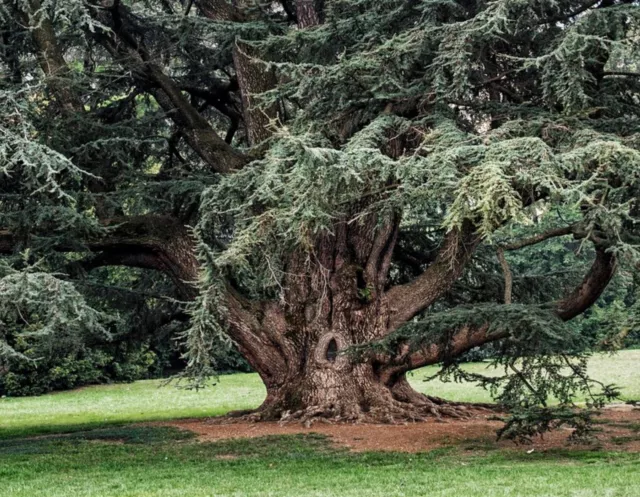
1, 215, 200, 300
88, 216, 200, 299
383, 246, 617, 373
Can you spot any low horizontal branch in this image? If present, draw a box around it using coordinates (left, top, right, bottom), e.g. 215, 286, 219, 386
381, 246, 616, 374
500, 225, 575, 251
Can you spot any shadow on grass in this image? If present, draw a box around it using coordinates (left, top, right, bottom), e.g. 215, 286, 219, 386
3, 422, 635, 469
0, 426, 194, 456
0, 413, 220, 441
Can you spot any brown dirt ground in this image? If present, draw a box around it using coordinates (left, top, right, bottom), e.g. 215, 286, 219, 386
158, 403, 640, 453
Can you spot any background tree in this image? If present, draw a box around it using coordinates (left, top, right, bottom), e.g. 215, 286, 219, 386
1, 0, 639, 435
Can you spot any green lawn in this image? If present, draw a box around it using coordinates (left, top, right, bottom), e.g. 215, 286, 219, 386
1, 427, 640, 497
1, 351, 639, 497
0, 372, 265, 439
2, 350, 639, 439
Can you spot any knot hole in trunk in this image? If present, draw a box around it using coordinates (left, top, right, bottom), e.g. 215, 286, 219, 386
314, 333, 348, 368
326, 338, 338, 362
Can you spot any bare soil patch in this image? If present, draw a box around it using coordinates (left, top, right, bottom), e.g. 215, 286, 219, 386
159, 404, 640, 453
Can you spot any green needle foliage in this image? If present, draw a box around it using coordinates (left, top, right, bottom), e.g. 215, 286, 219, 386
0, 0, 639, 438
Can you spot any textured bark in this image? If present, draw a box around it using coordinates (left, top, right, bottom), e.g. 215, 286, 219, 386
556, 247, 616, 320
385, 222, 481, 331
219, 224, 617, 423
195, 0, 246, 22
496, 247, 513, 304
219, 215, 479, 423
87, 216, 200, 300
195, 0, 320, 146
295, 0, 321, 28
12, 0, 621, 424
385, 247, 618, 374
232, 41, 280, 146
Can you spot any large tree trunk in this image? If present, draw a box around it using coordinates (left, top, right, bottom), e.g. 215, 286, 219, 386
254, 346, 465, 424
220, 216, 616, 424
223, 216, 475, 424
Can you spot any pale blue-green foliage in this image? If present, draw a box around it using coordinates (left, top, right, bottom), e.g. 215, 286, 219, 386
0, 260, 113, 363
0, 89, 95, 202
177, 239, 233, 388
429, 1, 640, 110
200, 109, 640, 293
192, 0, 640, 297
264, 0, 639, 121
0, 88, 106, 246
199, 116, 406, 289
1, 0, 106, 32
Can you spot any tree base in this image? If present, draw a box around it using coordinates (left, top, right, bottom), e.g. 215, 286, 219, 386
228, 391, 495, 427
226, 359, 496, 427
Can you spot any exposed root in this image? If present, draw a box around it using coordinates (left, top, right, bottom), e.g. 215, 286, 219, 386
218, 397, 485, 427
425, 395, 500, 412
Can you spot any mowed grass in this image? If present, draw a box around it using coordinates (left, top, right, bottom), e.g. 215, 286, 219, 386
412, 349, 640, 403
1, 351, 640, 497
2, 350, 639, 439
1, 427, 640, 497
0, 372, 265, 439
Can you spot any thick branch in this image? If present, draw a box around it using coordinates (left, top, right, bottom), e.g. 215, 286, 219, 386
223, 292, 293, 388
556, 247, 616, 320
91, 2, 247, 173
22, 0, 82, 113
385, 223, 481, 332
1, 215, 200, 300
232, 40, 280, 146
295, 0, 321, 28
195, 0, 319, 146
194, 0, 246, 22
193, 0, 278, 145
384, 246, 617, 373
496, 247, 513, 304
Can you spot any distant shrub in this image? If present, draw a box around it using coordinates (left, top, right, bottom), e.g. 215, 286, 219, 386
0, 343, 157, 397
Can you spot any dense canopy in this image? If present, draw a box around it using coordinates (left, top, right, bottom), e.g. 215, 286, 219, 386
1, 0, 639, 437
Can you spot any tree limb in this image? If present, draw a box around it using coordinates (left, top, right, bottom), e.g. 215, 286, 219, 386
496, 247, 513, 304
500, 225, 576, 251
1, 215, 200, 300
383, 246, 616, 373
90, 2, 247, 173
20, 0, 83, 113
384, 222, 482, 332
